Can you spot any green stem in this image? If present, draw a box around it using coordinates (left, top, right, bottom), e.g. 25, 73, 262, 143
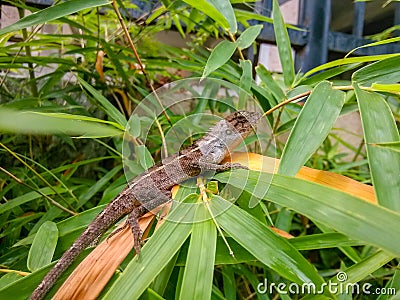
17, 7, 39, 98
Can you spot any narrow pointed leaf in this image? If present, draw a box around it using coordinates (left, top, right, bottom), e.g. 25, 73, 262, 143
256, 64, 285, 101
0, 108, 122, 137
27, 221, 58, 272
202, 41, 237, 78
352, 56, 400, 86
77, 77, 127, 127
279, 81, 346, 176
236, 25, 263, 49
103, 196, 196, 299
239, 60, 253, 108
371, 141, 400, 153
208, 0, 237, 33
209, 196, 327, 290
272, 0, 295, 87
215, 170, 400, 256
180, 205, 216, 300
0, 0, 111, 36
181, 0, 230, 30
354, 85, 400, 211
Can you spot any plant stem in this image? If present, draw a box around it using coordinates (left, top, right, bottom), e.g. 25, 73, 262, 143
228, 32, 245, 61
263, 90, 311, 117
111, 0, 173, 128
0, 166, 77, 216
17, 7, 38, 98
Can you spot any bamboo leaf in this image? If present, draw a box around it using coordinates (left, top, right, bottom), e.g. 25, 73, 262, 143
0, 0, 111, 36
354, 85, 400, 211
272, 0, 295, 87
238, 60, 253, 108
202, 40, 237, 78
329, 250, 394, 287
209, 196, 327, 290
279, 81, 346, 176
181, 0, 230, 30
371, 83, 400, 94
103, 196, 196, 299
352, 56, 400, 86
255, 64, 285, 101
0, 186, 69, 215
304, 54, 400, 78
236, 25, 263, 49
208, 0, 237, 33
136, 144, 154, 170
27, 221, 58, 272
215, 170, 400, 256
346, 36, 400, 57
77, 77, 127, 127
0, 108, 122, 138
370, 141, 400, 153
180, 205, 216, 300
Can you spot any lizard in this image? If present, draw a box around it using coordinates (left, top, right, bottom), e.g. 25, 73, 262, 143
30, 110, 262, 300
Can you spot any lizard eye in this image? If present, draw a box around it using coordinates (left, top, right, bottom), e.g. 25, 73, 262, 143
225, 129, 233, 135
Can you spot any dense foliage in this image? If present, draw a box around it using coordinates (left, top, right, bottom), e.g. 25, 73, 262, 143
0, 0, 399, 299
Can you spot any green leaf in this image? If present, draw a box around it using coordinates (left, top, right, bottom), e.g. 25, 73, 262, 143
181, 0, 230, 30
235, 9, 302, 31
352, 56, 400, 86
272, 0, 295, 87
255, 64, 285, 102
299, 63, 361, 86
354, 85, 400, 211
215, 170, 400, 256
235, 9, 273, 25
27, 221, 58, 272
180, 205, 216, 300
136, 144, 154, 170
0, 108, 123, 138
202, 40, 237, 78
279, 81, 346, 176
236, 25, 263, 49
0, 265, 52, 300
304, 54, 400, 78
370, 141, 400, 153
238, 60, 253, 109
371, 83, 400, 94
0, 186, 69, 215
103, 196, 196, 299
329, 250, 394, 287
127, 115, 141, 138
346, 36, 400, 57
0, 0, 111, 36
208, 0, 237, 33
77, 77, 127, 127
0, 273, 23, 290
289, 233, 361, 250
209, 196, 327, 289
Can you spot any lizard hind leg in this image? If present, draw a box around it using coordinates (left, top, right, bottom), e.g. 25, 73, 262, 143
126, 190, 173, 255
126, 205, 147, 254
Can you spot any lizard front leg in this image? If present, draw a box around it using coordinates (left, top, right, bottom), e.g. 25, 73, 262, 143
193, 161, 249, 172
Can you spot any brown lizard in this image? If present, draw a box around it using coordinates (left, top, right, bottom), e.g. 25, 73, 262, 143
30, 110, 261, 300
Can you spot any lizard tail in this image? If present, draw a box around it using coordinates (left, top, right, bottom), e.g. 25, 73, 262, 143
30, 241, 87, 300
29, 217, 114, 300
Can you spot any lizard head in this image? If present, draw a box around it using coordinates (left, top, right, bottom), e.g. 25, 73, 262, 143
197, 110, 261, 162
